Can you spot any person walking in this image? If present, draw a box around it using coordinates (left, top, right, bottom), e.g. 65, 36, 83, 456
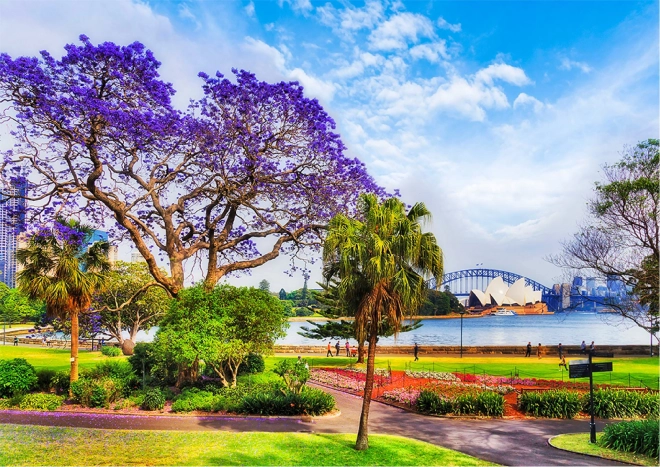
580, 340, 587, 354
345, 340, 350, 357
590, 341, 595, 353
525, 342, 532, 357
413, 342, 419, 361
326, 341, 333, 357
537, 343, 542, 359
335, 340, 340, 357
559, 355, 568, 371
557, 343, 563, 359
13, 336, 18, 346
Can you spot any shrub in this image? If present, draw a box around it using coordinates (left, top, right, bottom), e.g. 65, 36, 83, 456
101, 346, 122, 357
476, 391, 505, 417
273, 359, 310, 394
588, 389, 659, 419
18, 393, 63, 411
50, 371, 70, 395
141, 388, 165, 411
238, 353, 265, 375
36, 369, 57, 392
0, 358, 38, 397
0, 398, 10, 409
453, 394, 478, 415
82, 360, 137, 396
416, 390, 452, 415
238, 387, 334, 416
518, 390, 581, 419
128, 343, 157, 379
600, 419, 659, 459
70, 377, 123, 408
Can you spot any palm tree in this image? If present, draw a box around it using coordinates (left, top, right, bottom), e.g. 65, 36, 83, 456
17, 218, 110, 385
324, 194, 443, 451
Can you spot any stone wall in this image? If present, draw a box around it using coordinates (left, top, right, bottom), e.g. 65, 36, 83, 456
274, 344, 657, 357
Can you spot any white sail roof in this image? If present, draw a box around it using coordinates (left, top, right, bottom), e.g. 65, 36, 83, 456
506, 278, 527, 306
485, 276, 507, 306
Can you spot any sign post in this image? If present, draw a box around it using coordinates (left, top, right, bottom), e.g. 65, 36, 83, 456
568, 351, 614, 443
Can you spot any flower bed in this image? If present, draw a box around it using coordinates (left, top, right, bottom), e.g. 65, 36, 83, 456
310, 369, 365, 392
404, 370, 460, 381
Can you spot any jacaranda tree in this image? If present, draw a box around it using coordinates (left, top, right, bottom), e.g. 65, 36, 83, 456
324, 194, 443, 451
0, 36, 381, 297
16, 218, 110, 385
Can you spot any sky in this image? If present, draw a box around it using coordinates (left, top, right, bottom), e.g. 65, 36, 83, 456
0, 0, 658, 293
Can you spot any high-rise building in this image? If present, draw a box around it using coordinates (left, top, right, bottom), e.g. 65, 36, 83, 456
0, 178, 26, 287
586, 277, 597, 295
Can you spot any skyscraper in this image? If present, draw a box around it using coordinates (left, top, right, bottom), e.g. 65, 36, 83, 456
0, 178, 26, 287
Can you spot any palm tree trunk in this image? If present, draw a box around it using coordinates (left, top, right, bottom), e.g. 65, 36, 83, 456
357, 340, 365, 364
70, 310, 79, 385
355, 328, 378, 450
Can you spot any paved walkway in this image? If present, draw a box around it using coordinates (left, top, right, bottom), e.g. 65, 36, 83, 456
0, 386, 626, 466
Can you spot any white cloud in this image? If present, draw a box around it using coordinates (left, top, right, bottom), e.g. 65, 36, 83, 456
429, 76, 509, 121
437, 17, 461, 33
279, 0, 313, 15
368, 12, 435, 51
475, 63, 533, 86
318, 0, 385, 34
559, 57, 592, 73
513, 93, 544, 112
409, 41, 449, 62
245, 1, 255, 18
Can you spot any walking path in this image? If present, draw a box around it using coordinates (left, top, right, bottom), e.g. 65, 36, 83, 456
0, 386, 625, 466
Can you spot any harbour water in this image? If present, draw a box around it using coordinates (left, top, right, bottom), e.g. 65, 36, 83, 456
278, 312, 652, 346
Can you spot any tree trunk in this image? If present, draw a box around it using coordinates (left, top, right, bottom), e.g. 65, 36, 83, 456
357, 340, 366, 364
176, 358, 199, 388
355, 329, 378, 451
70, 310, 79, 391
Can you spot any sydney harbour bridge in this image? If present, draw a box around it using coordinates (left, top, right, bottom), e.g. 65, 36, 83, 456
427, 268, 563, 311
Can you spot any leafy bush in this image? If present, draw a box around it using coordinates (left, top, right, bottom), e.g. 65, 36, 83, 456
518, 390, 582, 419
416, 390, 452, 415
128, 343, 158, 381
238, 353, 265, 375
50, 371, 70, 395
141, 388, 165, 411
453, 394, 478, 415
70, 377, 123, 408
82, 360, 137, 396
171, 388, 227, 413
0, 398, 10, 409
0, 358, 38, 397
101, 346, 122, 357
273, 359, 310, 394
238, 387, 334, 416
295, 307, 314, 317
36, 369, 57, 392
588, 389, 659, 419
476, 391, 505, 417
600, 419, 659, 459
18, 393, 63, 411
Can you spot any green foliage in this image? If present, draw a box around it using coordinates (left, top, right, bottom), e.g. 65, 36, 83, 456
238, 353, 265, 375
70, 377, 123, 408
476, 391, 505, 417
416, 390, 452, 415
171, 387, 240, 413
418, 289, 464, 316
295, 307, 314, 317
600, 419, 659, 459
0, 288, 43, 323
141, 388, 165, 411
101, 346, 122, 357
588, 389, 659, 419
0, 358, 38, 397
35, 369, 57, 392
82, 360, 138, 396
280, 300, 295, 317
238, 386, 335, 416
518, 390, 582, 419
452, 394, 478, 415
50, 371, 70, 395
273, 358, 310, 394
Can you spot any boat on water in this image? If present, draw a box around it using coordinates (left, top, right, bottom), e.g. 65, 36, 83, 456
492, 308, 517, 316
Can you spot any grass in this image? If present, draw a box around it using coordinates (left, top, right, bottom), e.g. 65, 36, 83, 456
0, 345, 121, 372
0, 424, 496, 466
549, 433, 658, 466
290, 355, 660, 389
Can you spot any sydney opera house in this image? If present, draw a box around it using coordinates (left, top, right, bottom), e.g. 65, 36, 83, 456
466, 277, 550, 314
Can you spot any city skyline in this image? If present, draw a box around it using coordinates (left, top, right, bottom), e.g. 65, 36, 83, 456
0, 0, 657, 291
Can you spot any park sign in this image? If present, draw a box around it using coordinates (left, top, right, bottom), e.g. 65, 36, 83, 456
569, 361, 613, 378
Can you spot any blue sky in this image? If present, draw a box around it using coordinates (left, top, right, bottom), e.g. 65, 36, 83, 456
1, 0, 658, 291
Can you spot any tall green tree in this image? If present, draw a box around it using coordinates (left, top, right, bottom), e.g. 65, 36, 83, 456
550, 139, 659, 343
16, 219, 110, 384
258, 280, 270, 292
92, 261, 171, 355
0, 286, 42, 326
324, 194, 443, 451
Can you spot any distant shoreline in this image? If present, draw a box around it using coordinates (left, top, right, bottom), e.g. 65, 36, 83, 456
287, 314, 485, 322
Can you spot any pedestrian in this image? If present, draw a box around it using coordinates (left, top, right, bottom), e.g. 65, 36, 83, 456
13, 336, 18, 346
559, 355, 568, 371
345, 340, 350, 357
537, 343, 542, 359
590, 341, 595, 353
580, 340, 586, 354
525, 341, 532, 357
335, 340, 340, 357
557, 343, 563, 359
326, 341, 333, 357
413, 342, 419, 361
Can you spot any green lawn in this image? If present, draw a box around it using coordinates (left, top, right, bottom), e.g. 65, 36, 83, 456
290, 355, 660, 389
0, 345, 120, 372
0, 424, 496, 466
550, 433, 658, 466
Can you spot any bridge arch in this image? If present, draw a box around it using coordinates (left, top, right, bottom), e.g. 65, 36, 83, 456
428, 268, 552, 296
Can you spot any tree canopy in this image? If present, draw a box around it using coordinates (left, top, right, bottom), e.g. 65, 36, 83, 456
550, 139, 659, 340
0, 36, 382, 296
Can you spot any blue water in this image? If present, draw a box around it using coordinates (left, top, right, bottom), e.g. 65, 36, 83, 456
278, 312, 651, 346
